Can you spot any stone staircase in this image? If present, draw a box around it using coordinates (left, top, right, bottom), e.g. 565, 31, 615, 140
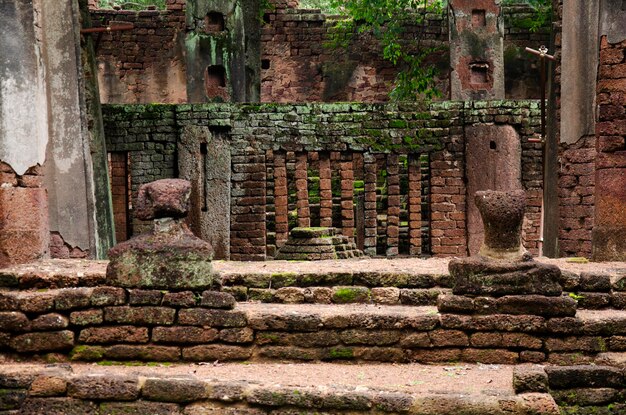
1, 258, 626, 414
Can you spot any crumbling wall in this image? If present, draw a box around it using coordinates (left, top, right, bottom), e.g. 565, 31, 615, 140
91, 0, 550, 104
92, 7, 187, 104
102, 101, 543, 260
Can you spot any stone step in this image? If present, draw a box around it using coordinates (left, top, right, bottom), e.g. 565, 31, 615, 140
4, 294, 626, 366
0, 361, 559, 414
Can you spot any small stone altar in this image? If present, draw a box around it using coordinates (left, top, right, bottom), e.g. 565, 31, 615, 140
276, 227, 364, 260
439, 190, 576, 317
106, 179, 220, 291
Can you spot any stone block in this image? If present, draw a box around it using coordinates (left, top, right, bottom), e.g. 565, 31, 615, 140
142, 378, 208, 403
450, 257, 562, 297
545, 365, 624, 389
104, 306, 175, 325
134, 179, 191, 220
162, 291, 197, 307
152, 326, 218, 344
178, 308, 247, 327
29, 375, 67, 397
201, 290, 236, 309
513, 366, 549, 393
31, 313, 68, 331
104, 345, 181, 361
0, 311, 29, 332
494, 295, 577, 317
78, 326, 149, 344
67, 375, 140, 401
182, 345, 253, 361
70, 309, 103, 326
0, 187, 49, 267
18, 397, 97, 415
10, 331, 74, 352
331, 286, 370, 304
99, 401, 182, 415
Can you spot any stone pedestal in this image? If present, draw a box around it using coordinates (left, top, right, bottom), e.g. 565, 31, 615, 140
440, 190, 572, 318
106, 179, 219, 290
275, 227, 364, 260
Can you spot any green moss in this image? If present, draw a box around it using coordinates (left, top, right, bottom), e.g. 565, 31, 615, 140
70, 345, 105, 361
327, 347, 354, 359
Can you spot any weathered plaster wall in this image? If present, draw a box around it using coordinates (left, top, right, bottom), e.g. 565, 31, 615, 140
559, 0, 599, 146
0, 0, 49, 175
41, 0, 95, 253
0, 0, 50, 267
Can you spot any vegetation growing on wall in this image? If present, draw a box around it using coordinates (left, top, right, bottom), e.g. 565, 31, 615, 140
326, 0, 446, 101
98, 0, 166, 10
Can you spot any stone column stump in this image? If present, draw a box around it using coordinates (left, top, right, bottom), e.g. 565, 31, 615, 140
106, 179, 220, 291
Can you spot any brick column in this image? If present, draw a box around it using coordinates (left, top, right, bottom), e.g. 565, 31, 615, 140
230, 152, 266, 261
295, 152, 310, 228
430, 149, 467, 257
592, 34, 626, 261
340, 154, 354, 240
408, 156, 422, 256
363, 153, 378, 256
273, 152, 289, 248
319, 153, 333, 228
386, 153, 400, 257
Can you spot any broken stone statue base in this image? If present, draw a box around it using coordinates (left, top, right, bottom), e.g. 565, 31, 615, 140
107, 217, 216, 290
276, 227, 364, 260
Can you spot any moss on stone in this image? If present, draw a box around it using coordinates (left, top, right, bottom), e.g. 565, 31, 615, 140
326, 347, 354, 359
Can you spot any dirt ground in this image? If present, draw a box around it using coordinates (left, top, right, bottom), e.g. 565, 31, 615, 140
1, 256, 624, 283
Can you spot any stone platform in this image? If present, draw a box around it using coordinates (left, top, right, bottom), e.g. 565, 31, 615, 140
2, 258, 626, 413
0, 362, 560, 414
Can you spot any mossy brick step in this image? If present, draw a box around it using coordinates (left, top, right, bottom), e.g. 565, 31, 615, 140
8, 298, 626, 365
514, 364, 626, 413
290, 227, 335, 238
0, 362, 559, 414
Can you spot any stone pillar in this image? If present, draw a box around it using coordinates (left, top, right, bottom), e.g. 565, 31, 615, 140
386, 154, 400, 257
340, 154, 354, 240
363, 153, 378, 256
448, 0, 504, 100
0, 0, 50, 267
295, 152, 310, 228
186, 0, 260, 103
318, 153, 333, 228
273, 152, 289, 248
408, 156, 422, 256
179, 126, 231, 259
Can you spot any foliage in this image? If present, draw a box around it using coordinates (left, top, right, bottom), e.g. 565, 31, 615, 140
326, 0, 446, 101
98, 0, 166, 10
503, 0, 552, 32
298, 0, 342, 14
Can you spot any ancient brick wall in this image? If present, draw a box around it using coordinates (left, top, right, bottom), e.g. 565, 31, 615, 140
593, 35, 626, 260
103, 101, 543, 259
91, 1, 550, 104
91, 7, 186, 104
550, 0, 595, 259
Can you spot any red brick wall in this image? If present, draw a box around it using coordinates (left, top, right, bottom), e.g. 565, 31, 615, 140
108, 152, 130, 243
594, 35, 626, 260
260, 3, 449, 103
92, 8, 187, 104
0, 163, 50, 266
